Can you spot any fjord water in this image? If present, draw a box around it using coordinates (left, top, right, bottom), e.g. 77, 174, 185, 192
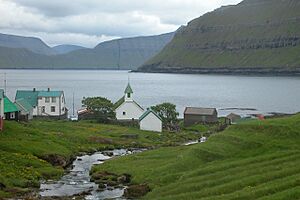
1, 69, 300, 116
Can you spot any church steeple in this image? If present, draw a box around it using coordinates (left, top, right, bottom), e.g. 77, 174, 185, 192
124, 83, 133, 101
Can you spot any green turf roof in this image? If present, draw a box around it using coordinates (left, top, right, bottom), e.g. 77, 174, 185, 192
4, 96, 19, 113
139, 109, 162, 121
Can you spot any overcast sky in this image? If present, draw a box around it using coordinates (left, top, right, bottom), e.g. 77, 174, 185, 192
0, 0, 242, 47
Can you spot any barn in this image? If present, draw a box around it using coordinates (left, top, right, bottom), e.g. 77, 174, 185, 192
184, 107, 218, 126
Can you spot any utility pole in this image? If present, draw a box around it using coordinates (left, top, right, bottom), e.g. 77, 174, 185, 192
4, 73, 7, 95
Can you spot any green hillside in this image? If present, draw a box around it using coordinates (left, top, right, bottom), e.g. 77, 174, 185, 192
139, 0, 300, 74
0, 120, 196, 198
92, 114, 300, 199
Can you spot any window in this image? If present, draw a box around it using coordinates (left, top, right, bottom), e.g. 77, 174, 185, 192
52, 97, 56, 103
42, 106, 45, 113
127, 93, 131, 98
123, 112, 126, 116
51, 106, 56, 112
45, 97, 50, 103
10, 112, 15, 119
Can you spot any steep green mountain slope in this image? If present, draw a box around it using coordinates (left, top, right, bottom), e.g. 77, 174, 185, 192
139, 0, 300, 74
92, 114, 300, 199
0, 32, 174, 70
0, 33, 56, 55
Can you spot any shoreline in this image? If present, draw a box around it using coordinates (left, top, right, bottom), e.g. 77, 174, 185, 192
133, 67, 300, 76
0, 67, 300, 76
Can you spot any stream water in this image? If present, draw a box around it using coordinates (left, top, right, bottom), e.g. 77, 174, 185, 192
40, 149, 145, 200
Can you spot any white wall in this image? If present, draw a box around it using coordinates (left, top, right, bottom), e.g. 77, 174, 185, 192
36, 94, 66, 116
116, 101, 144, 120
0, 98, 4, 117
140, 112, 162, 132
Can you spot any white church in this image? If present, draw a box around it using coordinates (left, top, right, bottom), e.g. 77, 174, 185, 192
115, 83, 144, 121
115, 83, 162, 132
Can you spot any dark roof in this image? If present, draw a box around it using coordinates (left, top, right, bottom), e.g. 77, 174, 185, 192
227, 113, 241, 119
184, 107, 217, 116
139, 109, 162, 121
114, 96, 125, 109
4, 96, 20, 113
124, 83, 133, 94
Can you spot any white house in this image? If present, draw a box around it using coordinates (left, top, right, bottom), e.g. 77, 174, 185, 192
139, 109, 162, 132
0, 89, 4, 130
115, 83, 144, 121
15, 88, 67, 118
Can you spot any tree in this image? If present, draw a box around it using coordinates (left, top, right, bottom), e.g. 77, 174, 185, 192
82, 97, 115, 123
151, 102, 179, 131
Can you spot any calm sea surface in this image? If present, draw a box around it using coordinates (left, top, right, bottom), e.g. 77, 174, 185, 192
1, 69, 300, 117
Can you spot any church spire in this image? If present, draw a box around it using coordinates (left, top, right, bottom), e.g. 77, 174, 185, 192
124, 82, 133, 101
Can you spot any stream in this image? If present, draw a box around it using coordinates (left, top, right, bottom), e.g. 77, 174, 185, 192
39, 149, 145, 200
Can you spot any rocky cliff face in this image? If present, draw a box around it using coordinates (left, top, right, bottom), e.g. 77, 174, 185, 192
139, 0, 300, 74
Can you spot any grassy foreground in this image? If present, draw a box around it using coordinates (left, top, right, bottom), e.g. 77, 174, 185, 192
92, 114, 300, 200
0, 120, 198, 198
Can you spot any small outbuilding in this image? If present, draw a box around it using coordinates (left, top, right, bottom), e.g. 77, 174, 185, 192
226, 113, 241, 124
4, 96, 20, 121
184, 107, 218, 126
15, 98, 34, 121
139, 109, 162, 132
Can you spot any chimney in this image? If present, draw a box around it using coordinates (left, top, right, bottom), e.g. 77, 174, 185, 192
48, 88, 50, 92
33, 88, 36, 92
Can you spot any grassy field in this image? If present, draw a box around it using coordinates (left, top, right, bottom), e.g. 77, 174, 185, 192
92, 114, 300, 199
0, 120, 198, 198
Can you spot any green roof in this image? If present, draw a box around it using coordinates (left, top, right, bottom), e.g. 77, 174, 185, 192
0, 89, 4, 99
124, 83, 133, 94
38, 91, 63, 97
4, 96, 20, 113
16, 90, 63, 107
139, 109, 162, 121
16, 90, 39, 107
15, 98, 33, 113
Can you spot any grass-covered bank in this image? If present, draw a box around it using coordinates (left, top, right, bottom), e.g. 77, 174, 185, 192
0, 120, 198, 198
91, 114, 300, 199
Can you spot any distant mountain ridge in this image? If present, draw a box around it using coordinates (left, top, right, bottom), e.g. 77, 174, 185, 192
139, 0, 300, 75
0, 33, 56, 55
0, 32, 175, 70
52, 45, 87, 54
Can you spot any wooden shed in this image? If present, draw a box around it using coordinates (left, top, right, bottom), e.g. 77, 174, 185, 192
184, 107, 218, 126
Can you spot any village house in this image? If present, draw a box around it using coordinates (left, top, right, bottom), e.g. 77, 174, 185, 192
115, 83, 144, 121
0, 89, 4, 130
184, 107, 218, 126
15, 88, 67, 119
139, 108, 162, 132
4, 96, 20, 121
